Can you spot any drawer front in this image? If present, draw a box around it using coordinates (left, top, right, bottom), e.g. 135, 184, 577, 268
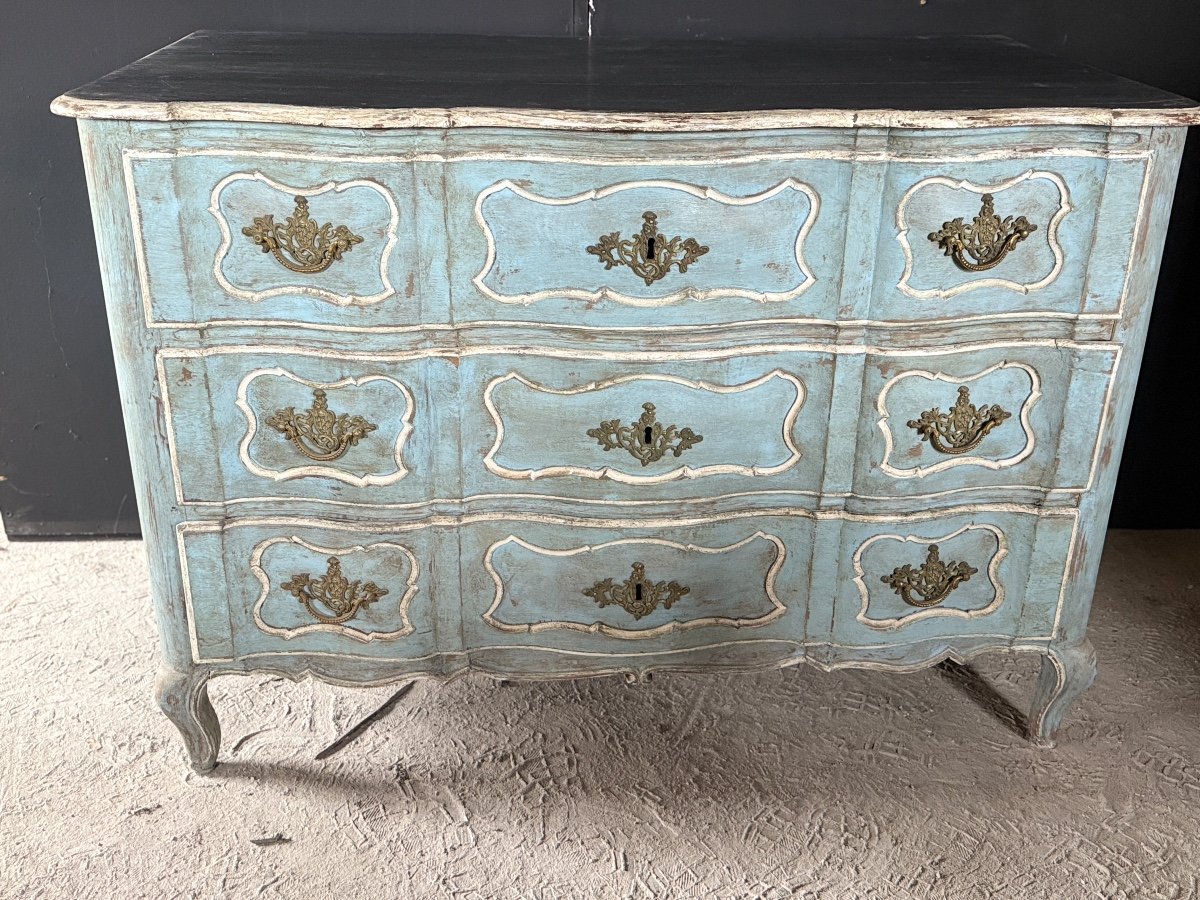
830, 509, 1076, 646
855, 343, 1117, 497
127, 151, 445, 328
179, 520, 450, 662
459, 517, 814, 655
159, 349, 457, 506
870, 154, 1147, 321
446, 158, 850, 327
459, 351, 833, 502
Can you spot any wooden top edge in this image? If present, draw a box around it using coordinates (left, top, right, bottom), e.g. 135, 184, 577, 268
50, 94, 1200, 130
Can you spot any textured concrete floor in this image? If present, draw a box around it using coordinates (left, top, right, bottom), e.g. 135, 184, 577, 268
1, 531, 1199, 899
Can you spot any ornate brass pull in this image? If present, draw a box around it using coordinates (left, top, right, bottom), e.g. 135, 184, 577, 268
928, 193, 1037, 272
583, 562, 690, 620
265, 389, 377, 462
242, 195, 363, 274
587, 211, 708, 285
907, 386, 1011, 455
881, 544, 977, 609
282, 556, 388, 624
587, 402, 703, 467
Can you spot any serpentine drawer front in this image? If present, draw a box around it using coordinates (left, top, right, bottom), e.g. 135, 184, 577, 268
55, 32, 1199, 773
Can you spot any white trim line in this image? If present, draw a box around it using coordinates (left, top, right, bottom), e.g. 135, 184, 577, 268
853, 524, 1008, 629
472, 178, 819, 306
896, 170, 1072, 300
249, 535, 419, 643
877, 361, 1041, 479
482, 370, 806, 484
235, 368, 414, 487
208, 171, 399, 306
481, 532, 787, 639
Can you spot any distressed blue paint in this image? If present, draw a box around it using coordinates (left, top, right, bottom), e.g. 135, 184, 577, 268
62, 106, 1191, 772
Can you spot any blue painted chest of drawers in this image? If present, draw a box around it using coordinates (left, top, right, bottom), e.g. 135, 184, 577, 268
54, 32, 1200, 772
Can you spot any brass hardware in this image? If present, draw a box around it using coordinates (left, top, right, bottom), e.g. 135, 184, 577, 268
881, 544, 977, 609
265, 388, 377, 462
587, 402, 703, 467
282, 556, 388, 625
586, 211, 708, 285
583, 562, 690, 620
928, 193, 1037, 272
242, 195, 363, 274
907, 385, 1011, 455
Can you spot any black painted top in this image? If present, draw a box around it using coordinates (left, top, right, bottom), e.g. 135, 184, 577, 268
58, 30, 1197, 116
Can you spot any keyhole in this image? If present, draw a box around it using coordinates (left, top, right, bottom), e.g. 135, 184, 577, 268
644, 426, 653, 444
635, 583, 643, 604
646, 236, 656, 258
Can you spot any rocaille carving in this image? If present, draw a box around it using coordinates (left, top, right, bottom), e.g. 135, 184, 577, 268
266, 388, 378, 463
928, 192, 1037, 272
242, 195, 363, 274
587, 211, 708, 285
881, 544, 978, 609
583, 562, 690, 620
907, 385, 1011, 455
587, 402, 703, 467
282, 556, 388, 625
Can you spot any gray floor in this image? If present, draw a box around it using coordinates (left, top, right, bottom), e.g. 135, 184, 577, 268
1, 531, 1198, 899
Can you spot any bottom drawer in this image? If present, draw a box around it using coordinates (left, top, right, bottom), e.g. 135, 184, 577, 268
179, 520, 446, 662
830, 507, 1077, 646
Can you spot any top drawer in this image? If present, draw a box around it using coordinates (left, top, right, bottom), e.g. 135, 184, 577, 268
125, 150, 446, 329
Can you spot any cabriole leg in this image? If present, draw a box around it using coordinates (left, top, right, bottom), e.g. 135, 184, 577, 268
154, 665, 221, 773
1030, 640, 1096, 747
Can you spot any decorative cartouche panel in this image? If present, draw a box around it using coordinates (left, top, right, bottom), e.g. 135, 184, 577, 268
460, 351, 832, 501
124, 151, 445, 329
482, 531, 788, 639
831, 507, 1077, 645
444, 157, 853, 327
157, 348, 457, 506
178, 520, 444, 661
869, 154, 1147, 322
855, 342, 1118, 499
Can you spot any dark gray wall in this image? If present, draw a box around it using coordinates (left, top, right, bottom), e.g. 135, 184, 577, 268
3, 1, 1198, 536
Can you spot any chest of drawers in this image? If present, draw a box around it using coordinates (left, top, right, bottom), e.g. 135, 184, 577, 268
54, 32, 1199, 773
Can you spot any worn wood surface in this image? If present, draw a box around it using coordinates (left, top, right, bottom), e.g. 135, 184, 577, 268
52, 31, 1200, 129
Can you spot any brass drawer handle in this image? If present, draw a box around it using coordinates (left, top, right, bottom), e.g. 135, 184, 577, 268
583, 562, 690, 620
282, 556, 388, 625
265, 388, 377, 462
242, 195, 363, 274
587, 211, 709, 285
928, 193, 1037, 272
881, 544, 977, 609
587, 402, 703, 467
907, 386, 1010, 455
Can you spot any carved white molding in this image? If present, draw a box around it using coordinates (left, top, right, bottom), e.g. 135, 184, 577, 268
209, 171, 399, 305
876, 361, 1041, 479
482, 532, 787, 639
472, 178, 820, 306
235, 367, 414, 487
250, 536, 419, 643
483, 369, 806, 484
852, 524, 1008, 630
896, 170, 1072, 300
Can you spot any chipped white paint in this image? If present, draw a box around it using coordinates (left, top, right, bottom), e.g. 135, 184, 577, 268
896, 170, 1072, 300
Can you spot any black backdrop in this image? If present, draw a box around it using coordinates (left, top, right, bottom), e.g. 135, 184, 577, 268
3, 0, 1199, 536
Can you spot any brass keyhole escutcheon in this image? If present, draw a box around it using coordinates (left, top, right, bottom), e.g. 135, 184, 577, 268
583, 562, 689, 620
587, 402, 703, 467
586, 211, 708, 285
